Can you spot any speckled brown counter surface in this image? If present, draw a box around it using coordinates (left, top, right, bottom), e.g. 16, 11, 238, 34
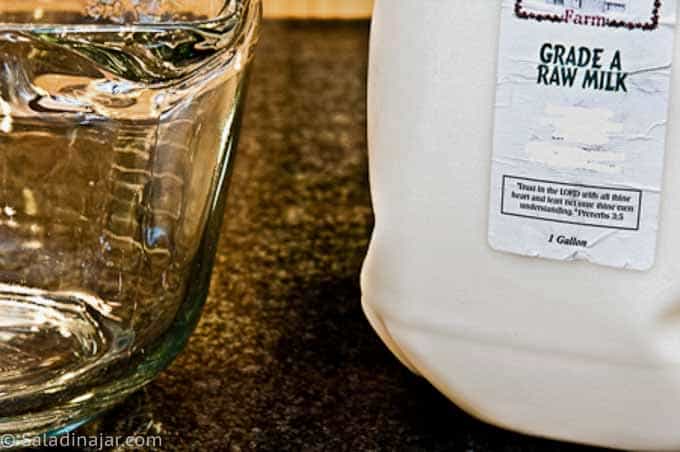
67, 21, 612, 452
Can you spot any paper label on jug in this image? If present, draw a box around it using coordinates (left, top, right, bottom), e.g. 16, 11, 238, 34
488, 0, 677, 271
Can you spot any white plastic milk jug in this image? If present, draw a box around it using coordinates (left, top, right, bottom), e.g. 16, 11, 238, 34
362, 0, 680, 450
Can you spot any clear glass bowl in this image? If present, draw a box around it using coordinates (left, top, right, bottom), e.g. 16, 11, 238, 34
0, 0, 261, 447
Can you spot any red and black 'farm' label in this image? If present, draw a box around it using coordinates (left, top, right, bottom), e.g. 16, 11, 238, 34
514, 0, 661, 30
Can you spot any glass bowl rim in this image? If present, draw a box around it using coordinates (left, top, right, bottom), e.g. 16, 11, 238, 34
0, 0, 260, 32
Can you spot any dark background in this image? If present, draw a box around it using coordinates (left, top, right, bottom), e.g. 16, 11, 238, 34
77, 21, 612, 452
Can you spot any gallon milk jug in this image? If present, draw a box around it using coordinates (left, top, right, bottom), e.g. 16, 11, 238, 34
362, 0, 680, 450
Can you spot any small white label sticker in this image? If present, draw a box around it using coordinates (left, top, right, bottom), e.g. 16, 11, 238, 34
488, 0, 677, 271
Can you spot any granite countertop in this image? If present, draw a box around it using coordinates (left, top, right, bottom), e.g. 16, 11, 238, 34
78, 21, 612, 452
